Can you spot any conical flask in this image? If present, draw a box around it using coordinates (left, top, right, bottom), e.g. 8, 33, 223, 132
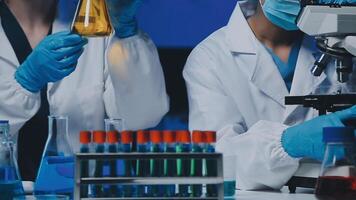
71, 0, 113, 37
34, 116, 75, 198
0, 121, 24, 200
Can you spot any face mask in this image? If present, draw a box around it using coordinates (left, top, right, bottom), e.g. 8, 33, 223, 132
260, 0, 301, 31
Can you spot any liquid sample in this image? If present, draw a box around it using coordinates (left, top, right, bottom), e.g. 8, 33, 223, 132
121, 143, 134, 197
176, 143, 191, 197
191, 145, 203, 197
80, 145, 89, 198
72, 0, 113, 37
315, 176, 356, 200
164, 144, 176, 197
136, 144, 149, 197
93, 144, 105, 197
0, 180, 24, 200
34, 156, 74, 198
206, 144, 218, 197
103, 144, 118, 197
148, 143, 164, 197
224, 180, 236, 197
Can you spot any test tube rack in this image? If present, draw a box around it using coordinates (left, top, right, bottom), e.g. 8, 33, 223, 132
74, 152, 224, 200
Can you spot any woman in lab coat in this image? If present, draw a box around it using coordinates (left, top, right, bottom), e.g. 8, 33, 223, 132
0, 0, 169, 181
184, 0, 356, 190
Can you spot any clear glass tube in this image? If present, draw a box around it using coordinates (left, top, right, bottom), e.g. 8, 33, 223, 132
105, 118, 125, 133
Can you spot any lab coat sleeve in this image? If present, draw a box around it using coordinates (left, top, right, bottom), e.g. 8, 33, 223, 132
103, 32, 169, 130
0, 74, 40, 138
183, 44, 300, 190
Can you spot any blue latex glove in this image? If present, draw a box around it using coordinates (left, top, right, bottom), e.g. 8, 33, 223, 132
282, 106, 356, 161
106, 0, 142, 38
319, 0, 356, 4
15, 31, 87, 93
260, 0, 301, 31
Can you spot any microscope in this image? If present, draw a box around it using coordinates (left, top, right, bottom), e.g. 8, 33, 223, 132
285, 0, 356, 192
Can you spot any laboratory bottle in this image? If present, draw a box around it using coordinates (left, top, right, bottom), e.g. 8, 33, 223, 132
92, 130, 106, 197
0, 122, 24, 200
315, 127, 356, 200
148, 130, 164, 197
176, 130, 191, 197
163, 130, 177, 197
120, 130, 134, 197
79, 131, 92, 198
191, 131, 204, 197
104, 130, 119, 197
72, 0, 113, 37
34, 116, 74, 198
135, 130, 149, 197
204, 131, 219, 197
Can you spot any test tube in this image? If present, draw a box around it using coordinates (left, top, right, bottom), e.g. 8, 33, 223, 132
105, 131, 119, 197
148, 131, 164, 197
135, 130, 149, 197
163, 130, 177, 197
204, 131, 218, 197
79, 131, 91, 198
120, 131, 134, 197
92, 130, 106, 197
176, 130, 191, 197
191, 131, 204, 197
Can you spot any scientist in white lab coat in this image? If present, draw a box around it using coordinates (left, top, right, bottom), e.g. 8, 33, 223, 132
0, 0, 169, 181
184, 0, 356, 190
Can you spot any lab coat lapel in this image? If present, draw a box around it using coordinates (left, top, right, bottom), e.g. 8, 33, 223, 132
0, 18, 20, 67
251, 49, 289, 107
226, 4, 288, 107
283, 36, 327, 121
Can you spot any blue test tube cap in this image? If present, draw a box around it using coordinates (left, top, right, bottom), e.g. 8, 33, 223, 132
323, 127, 355, 143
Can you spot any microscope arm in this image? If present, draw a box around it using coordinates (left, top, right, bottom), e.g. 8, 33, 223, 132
344, 36, 356, 57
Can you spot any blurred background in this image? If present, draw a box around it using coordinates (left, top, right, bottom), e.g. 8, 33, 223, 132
136, 0, 237, 130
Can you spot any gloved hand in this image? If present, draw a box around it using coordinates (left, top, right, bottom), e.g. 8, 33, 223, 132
106, 0, 142, 38
281, 106, 356, 161
319, 0, 356, 4
260, 0, 301, 31
15, 31, 88, 93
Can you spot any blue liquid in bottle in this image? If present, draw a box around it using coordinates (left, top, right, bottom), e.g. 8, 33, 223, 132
34, 156, 74, 198
0, 166, 25, 200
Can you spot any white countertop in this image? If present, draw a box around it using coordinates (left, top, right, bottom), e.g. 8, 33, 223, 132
231, 187, 317, 200
24, 181, 317, 200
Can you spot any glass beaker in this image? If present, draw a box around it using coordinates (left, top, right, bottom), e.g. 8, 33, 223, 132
71, 0, 113, 37
0, 137, 25, 200
34, 116, 75, 198
223, 154, 236, 197
315, 127, 356, 200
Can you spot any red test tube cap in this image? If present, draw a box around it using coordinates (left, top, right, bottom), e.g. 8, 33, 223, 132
205, 131, 217, 143
121, 131, 133, 144
137, 130, 149, 144
177, 130, 191, 143
80, 131, 91, 144
107, 130, 119, 144
93, 130, 106, 144
192, 130, 204, 143
163, 130, 176, 144
150, 130, 162, 144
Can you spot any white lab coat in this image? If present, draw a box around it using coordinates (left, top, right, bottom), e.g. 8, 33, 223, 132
183, 3, 356, 190
0, 6, 169, 152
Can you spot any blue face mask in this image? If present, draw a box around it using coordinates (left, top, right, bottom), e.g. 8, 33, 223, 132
260, 0, 301, 31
